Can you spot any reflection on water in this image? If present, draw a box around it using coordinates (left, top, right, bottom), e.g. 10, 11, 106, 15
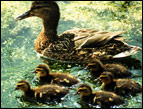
1, 1, 142, 108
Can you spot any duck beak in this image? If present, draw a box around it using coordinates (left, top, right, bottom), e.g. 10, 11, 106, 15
99, 75, 102, 80
84, 66, 88, 70
32, 70, 37, 73
94, 77, 100, 82
87, 64, 94, 69
15, 10, 31, 20
73, 91, 79, 95
73, 90, 80, 95
99, 75, 107, 80
14, 87, 19, 90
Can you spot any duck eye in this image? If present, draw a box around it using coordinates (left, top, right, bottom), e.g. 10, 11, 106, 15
17, 84, 24, 87
36, 69, 44, 72
41, 71, 44, 73
31, 6, 50, 12
100, 76, 108, 79
21, 86, 26, 89
88, 65, 96, 68
78, 88, 87, 92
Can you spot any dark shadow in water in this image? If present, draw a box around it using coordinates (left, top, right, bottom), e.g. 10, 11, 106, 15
103, 56, 142, 69
40, 56, 142, 69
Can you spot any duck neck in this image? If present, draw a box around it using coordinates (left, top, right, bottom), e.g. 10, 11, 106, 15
25, 88, 34, 97
81, 92, 93, 104
39, 74, 54, 83
42, 18, 59, 42
91, 67, 103, 77
103, 78, 113, 85
102, 80, 115, 91
98, 67, 104, 75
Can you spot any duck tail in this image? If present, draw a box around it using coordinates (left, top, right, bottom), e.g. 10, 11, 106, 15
113, 44, 141, 58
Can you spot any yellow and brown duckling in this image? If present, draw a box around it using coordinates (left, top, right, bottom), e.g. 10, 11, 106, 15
33, 64, 79, 86
99, 72, 142, 96
15, 80, 69, 102
16, 1, 141, 65
74, 83, 124, 108
87, 58, 132, 78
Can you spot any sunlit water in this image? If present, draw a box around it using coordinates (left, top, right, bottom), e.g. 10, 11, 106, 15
1, 1, 142, 108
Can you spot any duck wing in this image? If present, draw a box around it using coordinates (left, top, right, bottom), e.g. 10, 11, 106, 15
60, 28, 141, 58
113, 43, 141, 58
34, 85, 69, 101
114, 79, 142, 95
61, 28, 126, 48
41, 29, 141, 68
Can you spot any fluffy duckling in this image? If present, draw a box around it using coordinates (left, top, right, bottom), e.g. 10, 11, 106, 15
74, 83, 124, 108
99, 72, 142, 96
87, 59, 132, 78
15, 80, 69, 102
33, 64, 79, 86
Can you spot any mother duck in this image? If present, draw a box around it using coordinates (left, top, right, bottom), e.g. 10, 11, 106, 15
16, 1, 141, 65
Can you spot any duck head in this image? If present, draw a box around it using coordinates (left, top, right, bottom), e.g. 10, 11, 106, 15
74, 83, 92, 96
15, 80, 31, 93
87, 59, 104, 77
16, 1, 60, 30
99, 72, 113, 85
33, 64, 50, 77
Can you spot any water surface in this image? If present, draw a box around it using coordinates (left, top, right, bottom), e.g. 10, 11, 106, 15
1, 1, 142, 108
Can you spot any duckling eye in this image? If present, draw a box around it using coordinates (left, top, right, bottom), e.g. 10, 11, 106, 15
40, 71, 44, 73
36, 69, 44, 72
17, 85, 24, 87
17, 84, 26, 89
100, 76, 108, 79
79, 89, 87, 92
88, 65, 96, 68
20, 86, 25, 89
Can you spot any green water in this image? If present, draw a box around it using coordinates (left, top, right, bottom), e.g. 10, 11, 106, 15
1, 1, 142, 108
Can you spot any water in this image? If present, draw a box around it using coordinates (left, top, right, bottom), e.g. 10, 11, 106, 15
1, 1, 142, 108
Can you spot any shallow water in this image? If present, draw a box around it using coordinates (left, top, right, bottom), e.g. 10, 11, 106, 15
1, 1, 142, 108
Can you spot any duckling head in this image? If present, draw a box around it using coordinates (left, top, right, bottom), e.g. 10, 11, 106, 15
99, 72, 113, 85
15, 80, 31, 93
33, 64, 50, 77
74, 83, 92, 96
87, 59, 104, 77
16, 1, 60, 30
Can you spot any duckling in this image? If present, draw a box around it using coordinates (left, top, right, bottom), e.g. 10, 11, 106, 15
74, 83, 124, 108
16, 1, 141, 66
87, 58, 132, 78
15, 80, 69, 102
33, 64, 79, 86
99, 72, 142, 96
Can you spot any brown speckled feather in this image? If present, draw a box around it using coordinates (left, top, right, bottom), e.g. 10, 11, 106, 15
33, 64, 79, 86
99, 72, 142, 96
16, 1, 141, 64
50, 73, 79, 86
15, 80, 69, 102
76, 83, 124, 108
114, 79, 142, 95
87, 59, 132, 78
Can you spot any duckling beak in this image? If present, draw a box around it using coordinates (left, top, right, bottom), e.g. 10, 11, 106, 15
73, 90, 80, 95
87, 64, 95, 69
99, 75, 107, 81
94, 77, 100, 82
32, 70, 37, 73
15, 10, 31, 20
14, 87, 19, 90
84, 66, 88, 70
99, 76, 102, 81
73, 91, 79, 95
